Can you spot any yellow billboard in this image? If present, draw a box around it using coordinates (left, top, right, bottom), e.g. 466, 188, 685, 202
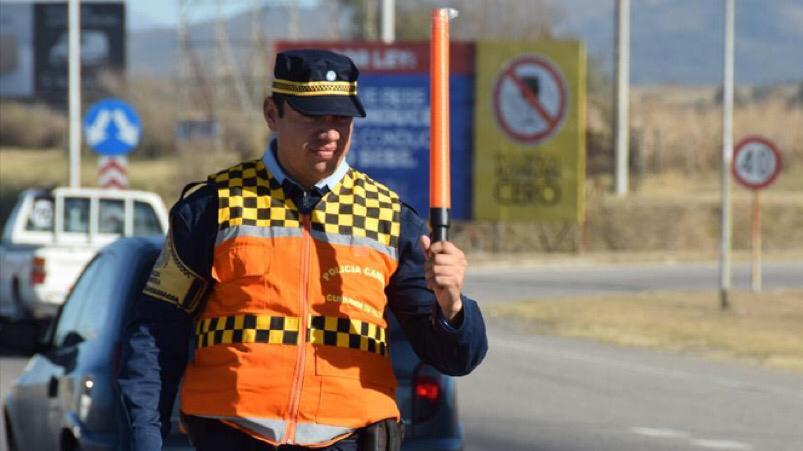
473, 41, 586, 222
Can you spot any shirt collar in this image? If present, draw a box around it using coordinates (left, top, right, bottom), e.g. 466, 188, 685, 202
262, 139, 350, 192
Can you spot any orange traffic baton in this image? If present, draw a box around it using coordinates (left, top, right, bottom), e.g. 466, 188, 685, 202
430, 8, 457, 243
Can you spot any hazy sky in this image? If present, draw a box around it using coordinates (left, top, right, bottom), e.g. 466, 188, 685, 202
128, 0, 318, 30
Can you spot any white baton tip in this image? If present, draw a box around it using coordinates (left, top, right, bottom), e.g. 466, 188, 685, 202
446, 8, 459, 20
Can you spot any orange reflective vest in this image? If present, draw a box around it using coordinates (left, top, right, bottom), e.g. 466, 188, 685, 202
180, 159, 402, 447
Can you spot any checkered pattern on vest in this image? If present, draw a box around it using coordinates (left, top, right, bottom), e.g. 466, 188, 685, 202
210, 159, 401, 249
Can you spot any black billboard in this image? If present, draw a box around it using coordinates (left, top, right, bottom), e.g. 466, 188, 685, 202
33, 2, 125, 103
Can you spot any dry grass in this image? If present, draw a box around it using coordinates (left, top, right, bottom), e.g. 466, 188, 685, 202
0, 102, 67, 149
0, 147, 251, 208
631, 85, 803, 172
487, 289, 803, 374
2, 83, 802, 253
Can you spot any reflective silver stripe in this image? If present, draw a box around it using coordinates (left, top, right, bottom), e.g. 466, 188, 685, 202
215, 225, 397, 260
203, 416, 353, 446
294, 422, 354, 445
310, 230, 398, 260
215, 225, 301, 246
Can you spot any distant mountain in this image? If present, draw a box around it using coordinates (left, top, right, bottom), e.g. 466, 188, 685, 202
551, 0, 803, 85
128, 3, 354, 79
128, 0, 803, 85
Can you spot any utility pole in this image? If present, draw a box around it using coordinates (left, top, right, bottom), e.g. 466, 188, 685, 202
68, 0, 81, 187
363, 0, 378, 41
614, 0, 630, 196
289, 0, 299, 40
380, 0, 395, 44
719, 0, 735, 310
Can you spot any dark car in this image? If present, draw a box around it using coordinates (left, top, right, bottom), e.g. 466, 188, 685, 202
3, 237, 463, 450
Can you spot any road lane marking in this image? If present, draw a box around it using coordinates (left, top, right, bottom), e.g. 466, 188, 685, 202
628, 427, 754, 450
690, 439, 753, 450
492, 335, 803, 401
630, 427, 689, 438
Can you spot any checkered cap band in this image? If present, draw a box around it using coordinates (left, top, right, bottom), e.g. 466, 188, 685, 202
272, 79, 358, 97
312, 169, 401, 249
195, 314, 301, 349
307, 315, 388, 356
210, 160, 301, 230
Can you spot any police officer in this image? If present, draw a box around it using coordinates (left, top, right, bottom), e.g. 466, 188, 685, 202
117, 49, 488, 451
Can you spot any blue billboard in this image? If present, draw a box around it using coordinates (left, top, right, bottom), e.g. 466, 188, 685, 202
277, 42, 475, 220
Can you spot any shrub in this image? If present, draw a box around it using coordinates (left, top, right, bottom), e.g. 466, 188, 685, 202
0, 102, 67, 148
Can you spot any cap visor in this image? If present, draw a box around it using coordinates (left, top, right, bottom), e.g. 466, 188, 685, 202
286, 95, 366, 118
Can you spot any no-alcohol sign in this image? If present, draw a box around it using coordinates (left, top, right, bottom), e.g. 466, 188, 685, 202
732, 136, 782, 190
492, 54, 568, 146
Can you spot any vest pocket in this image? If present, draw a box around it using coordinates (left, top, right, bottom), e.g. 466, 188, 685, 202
314, 345, 396, 386
212, 243, 270, 282
314, 347, 398, 426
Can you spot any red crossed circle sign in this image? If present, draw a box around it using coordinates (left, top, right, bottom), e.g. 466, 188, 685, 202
732, 136, 782, 190
492, 55, 568, 146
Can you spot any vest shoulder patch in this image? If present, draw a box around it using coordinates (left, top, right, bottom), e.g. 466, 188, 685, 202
143, 231, 208, 313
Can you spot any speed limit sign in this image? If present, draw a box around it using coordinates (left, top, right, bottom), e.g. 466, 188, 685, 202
732, 136, 782, 190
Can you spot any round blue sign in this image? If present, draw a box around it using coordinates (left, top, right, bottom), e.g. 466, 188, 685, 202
83, 98, 142, 156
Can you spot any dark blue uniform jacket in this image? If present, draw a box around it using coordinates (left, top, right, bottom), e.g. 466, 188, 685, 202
117, 179, 488, 451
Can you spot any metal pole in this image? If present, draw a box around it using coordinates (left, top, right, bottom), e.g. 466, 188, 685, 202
68, 0, 81, 188
719, 0, 735, 309
751, 190, 762, 292
381, 0, 395, 44
614, 0, 630, 196
288, 0, 299, 40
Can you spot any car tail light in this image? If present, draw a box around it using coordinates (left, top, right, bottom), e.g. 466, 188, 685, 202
413, 369, 442, 423
31, 256, 46, 285
415, 376, 440, 401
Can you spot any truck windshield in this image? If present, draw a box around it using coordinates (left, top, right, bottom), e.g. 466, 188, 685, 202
64, 197, 90, 233
99, 199, 125, 234
134, 201, 162, 235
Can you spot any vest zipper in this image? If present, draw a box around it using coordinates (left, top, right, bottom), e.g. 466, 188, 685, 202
285, 213, 311, 444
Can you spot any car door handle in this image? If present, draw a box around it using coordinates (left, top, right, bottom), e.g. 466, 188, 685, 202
48, 376, 58, 398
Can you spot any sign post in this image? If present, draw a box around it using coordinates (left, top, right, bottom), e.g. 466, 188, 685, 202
83, 98, 142, 189
732, 136, 782, 292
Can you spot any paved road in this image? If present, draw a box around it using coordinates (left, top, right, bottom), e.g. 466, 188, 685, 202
457, 259, 803, 450
464, 260, 803, 304
3, 260, 802, 450
459, 321, 803, 451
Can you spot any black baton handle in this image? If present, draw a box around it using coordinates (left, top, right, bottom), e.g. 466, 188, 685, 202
430, 207, 450, 243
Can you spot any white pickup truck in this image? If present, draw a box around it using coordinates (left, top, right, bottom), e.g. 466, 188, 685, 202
0, 187, 169, 320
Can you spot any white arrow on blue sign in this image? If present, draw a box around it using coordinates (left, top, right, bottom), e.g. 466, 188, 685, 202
83, 98, 142, 156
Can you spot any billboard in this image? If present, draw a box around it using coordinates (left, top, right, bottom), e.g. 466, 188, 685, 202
34, 2, 125, 103
0, 3, 34, 97
0, 2, 125, 102
473, 41, 586, 223
276, 41, 474, 220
